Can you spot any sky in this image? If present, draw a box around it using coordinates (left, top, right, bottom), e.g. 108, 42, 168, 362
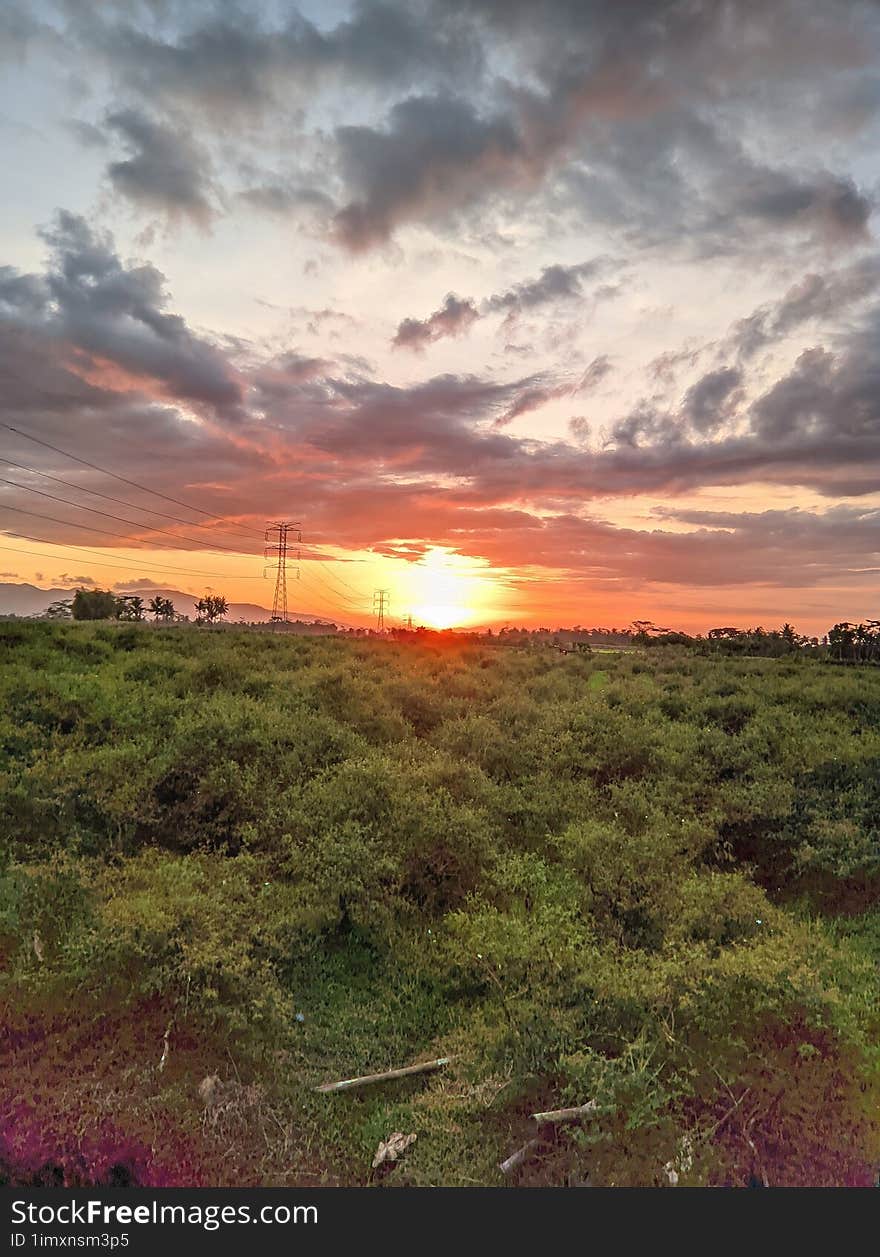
1, 0, 879, 633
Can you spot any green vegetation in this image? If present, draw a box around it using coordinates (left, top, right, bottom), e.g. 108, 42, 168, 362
1, 622, 878, 1186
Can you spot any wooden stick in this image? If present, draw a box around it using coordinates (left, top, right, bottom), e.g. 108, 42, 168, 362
531, 1100, 598, 1125
316, 1057, 451, 1094
499, 1139, 541, 1175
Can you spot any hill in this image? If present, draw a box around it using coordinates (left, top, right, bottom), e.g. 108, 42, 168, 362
0, 581, 342, 627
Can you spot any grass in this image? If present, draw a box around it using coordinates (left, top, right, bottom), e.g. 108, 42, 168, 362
1, 622, 879, 1186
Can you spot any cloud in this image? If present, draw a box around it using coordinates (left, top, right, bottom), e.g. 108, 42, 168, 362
23, 0, 876, 257
393, 261, 615, 350
6, 212, 880, 558
578, 355, 613, 391
495, 383, 571, 428
66, 119, 108, 150
240, 181, 334, 217
105, 109, 216, 226
112, 577, 164, 590
730, 256, 880, 358
0, 4, 44, 61
66, 1, 483, 118
1, 211, 242, 416
681, 367, 743, 435
732, 168, 871, 244
486, 258, 614, 316
332, 93, 539, 250
322, 2, 877, 251
393, 293, 479, 350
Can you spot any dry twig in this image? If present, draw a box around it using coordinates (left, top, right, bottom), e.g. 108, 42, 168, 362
531, 1100, 598, 1126
316, 1057, 451, 1094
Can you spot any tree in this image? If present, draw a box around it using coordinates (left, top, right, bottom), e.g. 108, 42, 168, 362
72, 588, 119, 620
115, 595, 145, 621
195, 594, 229, 625
829, 622, 857, 662
44, 599, 73, 620
148, 596, 176, 622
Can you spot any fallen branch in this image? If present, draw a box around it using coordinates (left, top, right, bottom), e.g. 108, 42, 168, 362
316, 1057, 451, 1094
499, 1139, 541, 1175
531, 1100, 598, 1126
157, 1022, 171, 1073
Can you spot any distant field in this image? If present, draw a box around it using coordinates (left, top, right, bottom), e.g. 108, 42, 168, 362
1, 623, 878, 1186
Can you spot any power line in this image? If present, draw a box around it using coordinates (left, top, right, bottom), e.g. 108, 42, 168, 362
2, 457, 261, 547
1, 421, 380, 622
295, 571, 363, 622
299, 562, 369, 609
2, 422, 379, 608
0, 477, 255, 555
0, 534, 265, 581
312, 556, 369, 599
0, 502, 263, 561
0, 420, 265, 533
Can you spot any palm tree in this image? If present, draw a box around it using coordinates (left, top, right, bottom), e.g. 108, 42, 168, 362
148, 596, 175, 622
195, 594, 229, 625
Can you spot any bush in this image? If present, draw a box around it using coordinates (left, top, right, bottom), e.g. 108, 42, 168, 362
2, 625, 879, 1185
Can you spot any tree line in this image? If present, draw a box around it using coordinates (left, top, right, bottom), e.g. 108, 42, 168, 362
44, 589, 229, 625
34, 590, 879, 661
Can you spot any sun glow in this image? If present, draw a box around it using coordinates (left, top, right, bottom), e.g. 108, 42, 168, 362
411, 602, 468, 630
398, 546, 503, 629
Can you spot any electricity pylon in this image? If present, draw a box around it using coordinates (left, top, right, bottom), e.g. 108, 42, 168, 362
265, 522, 301, 623
373, 588, 390, 631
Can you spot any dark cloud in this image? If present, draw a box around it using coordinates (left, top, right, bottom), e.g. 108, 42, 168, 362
333, 94, 537, 251
274, 369, 541, 473
578, 355, 613, 391
112, 577, 164, 590
325, 1, 877, 251
6, 207, 880, 533
392, 261, 615, 350
0, 4, 45, 61
681, 367, 743, 435
486, 259, 614, 315
1, 211, 242, 415
496, 383, 571, 429
605, 404, 682, 451
66, 119, 109, 149
70, 1, 482, 116
731, 257, 880, 358
105, 109, 216, 225
733, 169, 871, 243
18, 0, 876, 255
239, 181, 333, 217
392, 294, 479, 350
642, 505, 880, 587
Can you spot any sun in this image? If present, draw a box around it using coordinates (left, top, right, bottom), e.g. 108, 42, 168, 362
399, 547, 496, 629
411, 602, 467, 630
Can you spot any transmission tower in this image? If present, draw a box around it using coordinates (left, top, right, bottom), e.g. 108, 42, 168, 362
265, 521, 301, 623
373, 588, 390, 631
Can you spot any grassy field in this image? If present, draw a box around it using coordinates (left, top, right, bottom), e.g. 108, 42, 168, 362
1, 622, 878, 1186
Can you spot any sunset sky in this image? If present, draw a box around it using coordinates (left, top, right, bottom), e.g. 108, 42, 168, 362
1, 0, 879, 632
